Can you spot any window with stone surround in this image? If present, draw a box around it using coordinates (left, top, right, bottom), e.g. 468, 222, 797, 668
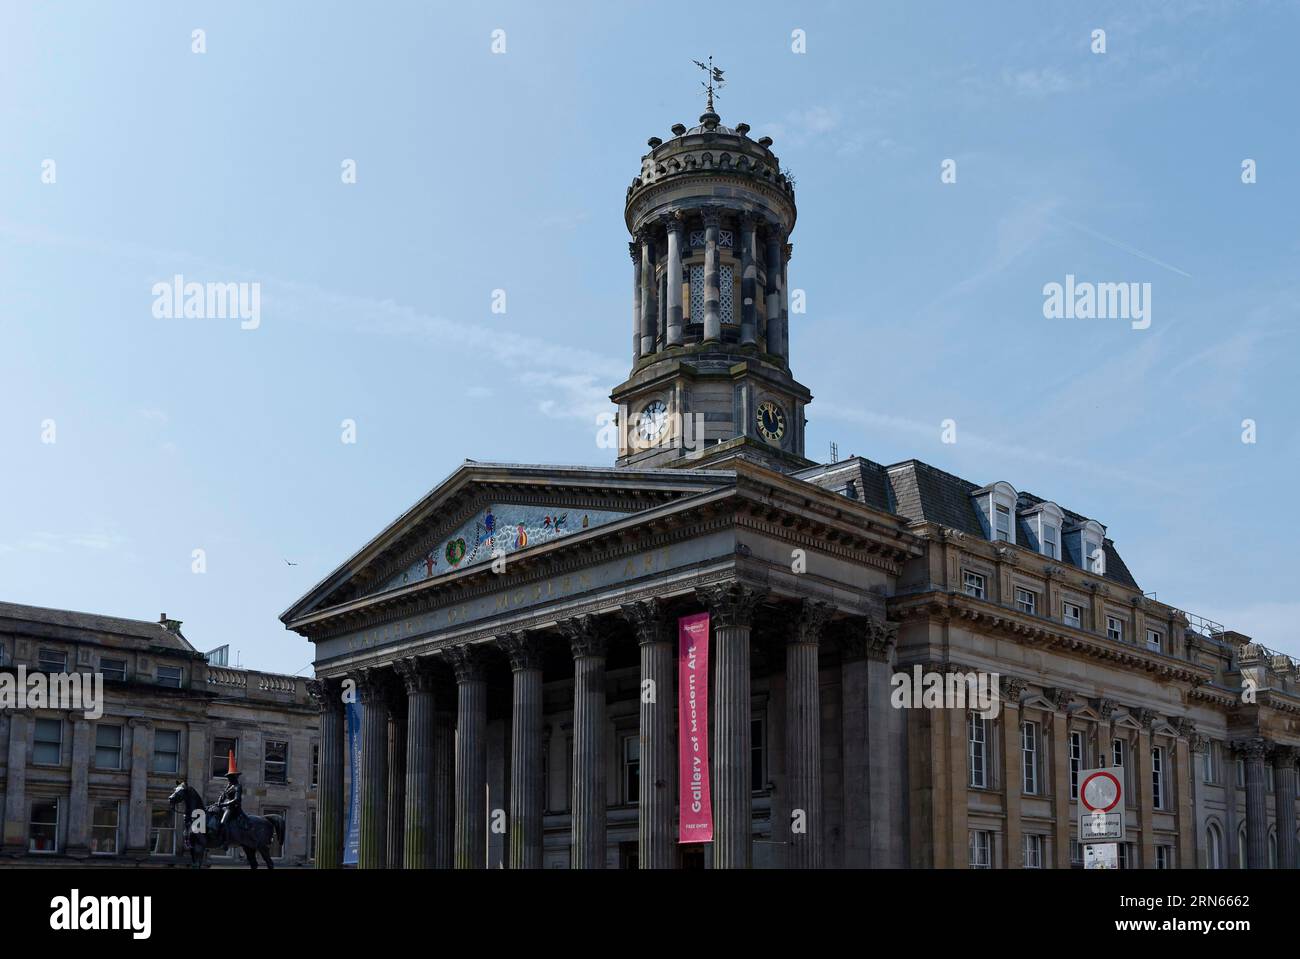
621, 733, 640, 805
1070, 731, 1084, 798
1062, 601, 1083, 629
1023, 834, 1044, 868
968, 713, 989, 788
29, 799, 59, 854
264, 740, 289, 784
1015, 587, 1037, 616
1106, 616, 1124, 642
150, 806, 176, 856
33, 718, 62, 765
1152, 745, 1165, 809
91, 800, 121, 855
963, 570, 986, 600
969, 830, 992, 868
94, 723, 123, 770
212, 737, 238, 779
1021, 720, 1040, 794
153, 728, 180, 774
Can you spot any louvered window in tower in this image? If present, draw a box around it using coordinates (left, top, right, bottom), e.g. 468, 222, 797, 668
719, 265, 735, 322
689, 264, 705, 321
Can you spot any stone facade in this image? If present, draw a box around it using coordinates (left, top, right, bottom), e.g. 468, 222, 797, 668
0, 602, 318, 866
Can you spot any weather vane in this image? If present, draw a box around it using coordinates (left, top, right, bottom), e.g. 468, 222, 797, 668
692, 55, 725, 112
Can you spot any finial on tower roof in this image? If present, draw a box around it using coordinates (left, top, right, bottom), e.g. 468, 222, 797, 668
692, 55, 725, 114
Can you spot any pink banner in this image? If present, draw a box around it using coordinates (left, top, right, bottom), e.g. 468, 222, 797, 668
678, 612, 713, 843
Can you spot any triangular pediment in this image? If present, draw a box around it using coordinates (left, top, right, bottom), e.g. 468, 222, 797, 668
280, 460, 733, 626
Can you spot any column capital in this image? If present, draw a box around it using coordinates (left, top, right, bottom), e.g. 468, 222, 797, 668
127, 717, 153, 730
353, 666, 389, 703
695, 582, 768, 629
620, 598, 673, 646
835, 613, 897, 662
1172, 716, 1196, 739
701, 207, 723, 229
1090, 696, 1118, 720
393, 655, 439, 694
1273, 744, 1297, 766
1233, 737, 1271, 761
791, 599, 835, 646
307, 677, 345, 714
444, 645, 488, 684
1189, 733, 1210, 754
1131, 706, 1156, 729
739, 210, 758, 230
497, 631, 545, 671
1044, 687, 1074, 712
1000, 675, 1028, 704
559, 615, 607, 659
629, 240, 640, 262
661, 211, 686, 235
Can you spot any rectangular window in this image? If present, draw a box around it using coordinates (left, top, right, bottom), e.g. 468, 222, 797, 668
153, 728, 181, 774
307, 808, 317, 862
1118, 843, 1132, 869
312, 743, 319, 788
29, 799, 59, 853
91, 800, 121, 855
1021, 721, 1039, 794
1070, 840, 1083, 866
995, 504, 1011, 542
1085, 539, 1104, 574
1146, 629, 1163, 653
1023, 834, 1043, 869
100, 657, 127, 681
150, 807, 176, 856
968, 713, 988, 788
1113, 738, 1126, 769
1152, 746, 1165, 810
622, 734, 640, 805
156, 665, 182, 688
1062, 602, 1082, 628
94, 723, 123, 770
1236, 758, 1245, 788
1156, 845, 1172, 870
969, 830, 992, 869
1106, 616, 1124, 642
264, 740, 289, 785
751, 717, 766, 792
212, 737, 238, 778
1015, 588, 1037, 615
38, 647, 68, 672
33, 718, 63, 765
1069, 731, 1083, 799
265, 807, 286, 859
963, 570, 986, 600
1202, 742, 1216, 784
1042, 524, 1058, 558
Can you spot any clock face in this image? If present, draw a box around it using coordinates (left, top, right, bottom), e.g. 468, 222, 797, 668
756, 400, 786, 444
636, 400, 669, 443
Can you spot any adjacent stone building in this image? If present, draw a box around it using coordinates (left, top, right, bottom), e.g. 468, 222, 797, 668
282, 102, 1299, 869
0, 602, 318, 866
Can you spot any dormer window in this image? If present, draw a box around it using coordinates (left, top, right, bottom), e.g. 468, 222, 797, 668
1042, 524, 1058, 558
972, 482, 1018, 545
1021, 501, 1065, 559
1066, 518, 1106, 575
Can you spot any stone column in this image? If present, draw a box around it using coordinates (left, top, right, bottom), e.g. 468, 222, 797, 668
665, 216, 684, 347
630, 241, 642, 363
1000, 679, 1027, 867
498, 632, 545, 869
1237, 739, 1270, 868
1048, 690, 1072, 868
696, 582, 768, 868
1189, 734, 1209, 868
1136, 713, 1155, 869
786, 600, 833, 868
395, 657, 437, 869
66, 720, 92, 855
561, 615, 608, 869
639, 230, 657, 357
307, 678, 345, 868
739, 213, 759, 346
356, 667, 389, 869
702, 209, 722, 342
448, 645, 488, 869
432, 684, 455, 868
764, 225, 785, 356
385, 679, 407, 868
1, 713, 29, 851
1174, 729, 1196, 870
778, 240, 792, 361
125, 718, 152, 855
1274, 746, 1297, 869
622, 599, 677, 869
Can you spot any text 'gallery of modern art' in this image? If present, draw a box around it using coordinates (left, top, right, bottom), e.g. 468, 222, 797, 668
281, 103, 1300, 870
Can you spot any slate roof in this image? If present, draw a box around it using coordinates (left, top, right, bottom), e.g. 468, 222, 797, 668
0, 601, 196, 651
794, 456, 1140, 591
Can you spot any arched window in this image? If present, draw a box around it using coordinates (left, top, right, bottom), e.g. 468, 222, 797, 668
1206, 822, 1223, 869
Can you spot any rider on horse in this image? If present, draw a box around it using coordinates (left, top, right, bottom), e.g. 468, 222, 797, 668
217, 750, 250, 845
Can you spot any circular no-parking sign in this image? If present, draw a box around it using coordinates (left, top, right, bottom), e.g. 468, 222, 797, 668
1080, 770, 1122, 812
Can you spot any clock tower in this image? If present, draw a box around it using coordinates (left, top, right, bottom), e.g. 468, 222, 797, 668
611, 102, 814, 472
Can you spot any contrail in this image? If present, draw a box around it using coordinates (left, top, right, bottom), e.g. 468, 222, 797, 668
1058, 217, 1193, 278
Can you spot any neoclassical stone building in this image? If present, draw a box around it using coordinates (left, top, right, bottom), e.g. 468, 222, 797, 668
0, 601, 318, 866
283, 103, 1299, 869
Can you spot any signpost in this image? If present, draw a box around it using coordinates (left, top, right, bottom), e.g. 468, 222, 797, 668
1078, 767, 1124, 869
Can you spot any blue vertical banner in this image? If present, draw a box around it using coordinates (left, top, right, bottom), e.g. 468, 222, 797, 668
343, 699, 361, 866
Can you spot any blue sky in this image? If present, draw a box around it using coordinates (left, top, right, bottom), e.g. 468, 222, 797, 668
1, 0, 1296, 673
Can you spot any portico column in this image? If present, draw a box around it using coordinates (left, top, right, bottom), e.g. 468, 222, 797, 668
395, 657, 437, 870
498, 632, 545, 869
702, 210, 722, 342
432, 687, 455, 868
787, 600, 833, 868
697, 582, 768, 869
630, 241, 642, 363
764, 225, 785, 356
665, 216, 684, 347
448, 645, 488, 869
622, 599, 677, 868
385, 680, 407, 868
639, 230, 657, 357
1274, 746, 1298, 869
355, 667, 389, 869
739, 213, 758, 346
307, 678, 345, 868
561, 615, 608, 868
1237, 738, 1270, 868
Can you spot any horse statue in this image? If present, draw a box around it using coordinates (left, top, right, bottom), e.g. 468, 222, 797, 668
167, 780, 285, 869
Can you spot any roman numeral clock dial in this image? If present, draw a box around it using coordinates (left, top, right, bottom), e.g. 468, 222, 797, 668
756, 400, 786, 444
